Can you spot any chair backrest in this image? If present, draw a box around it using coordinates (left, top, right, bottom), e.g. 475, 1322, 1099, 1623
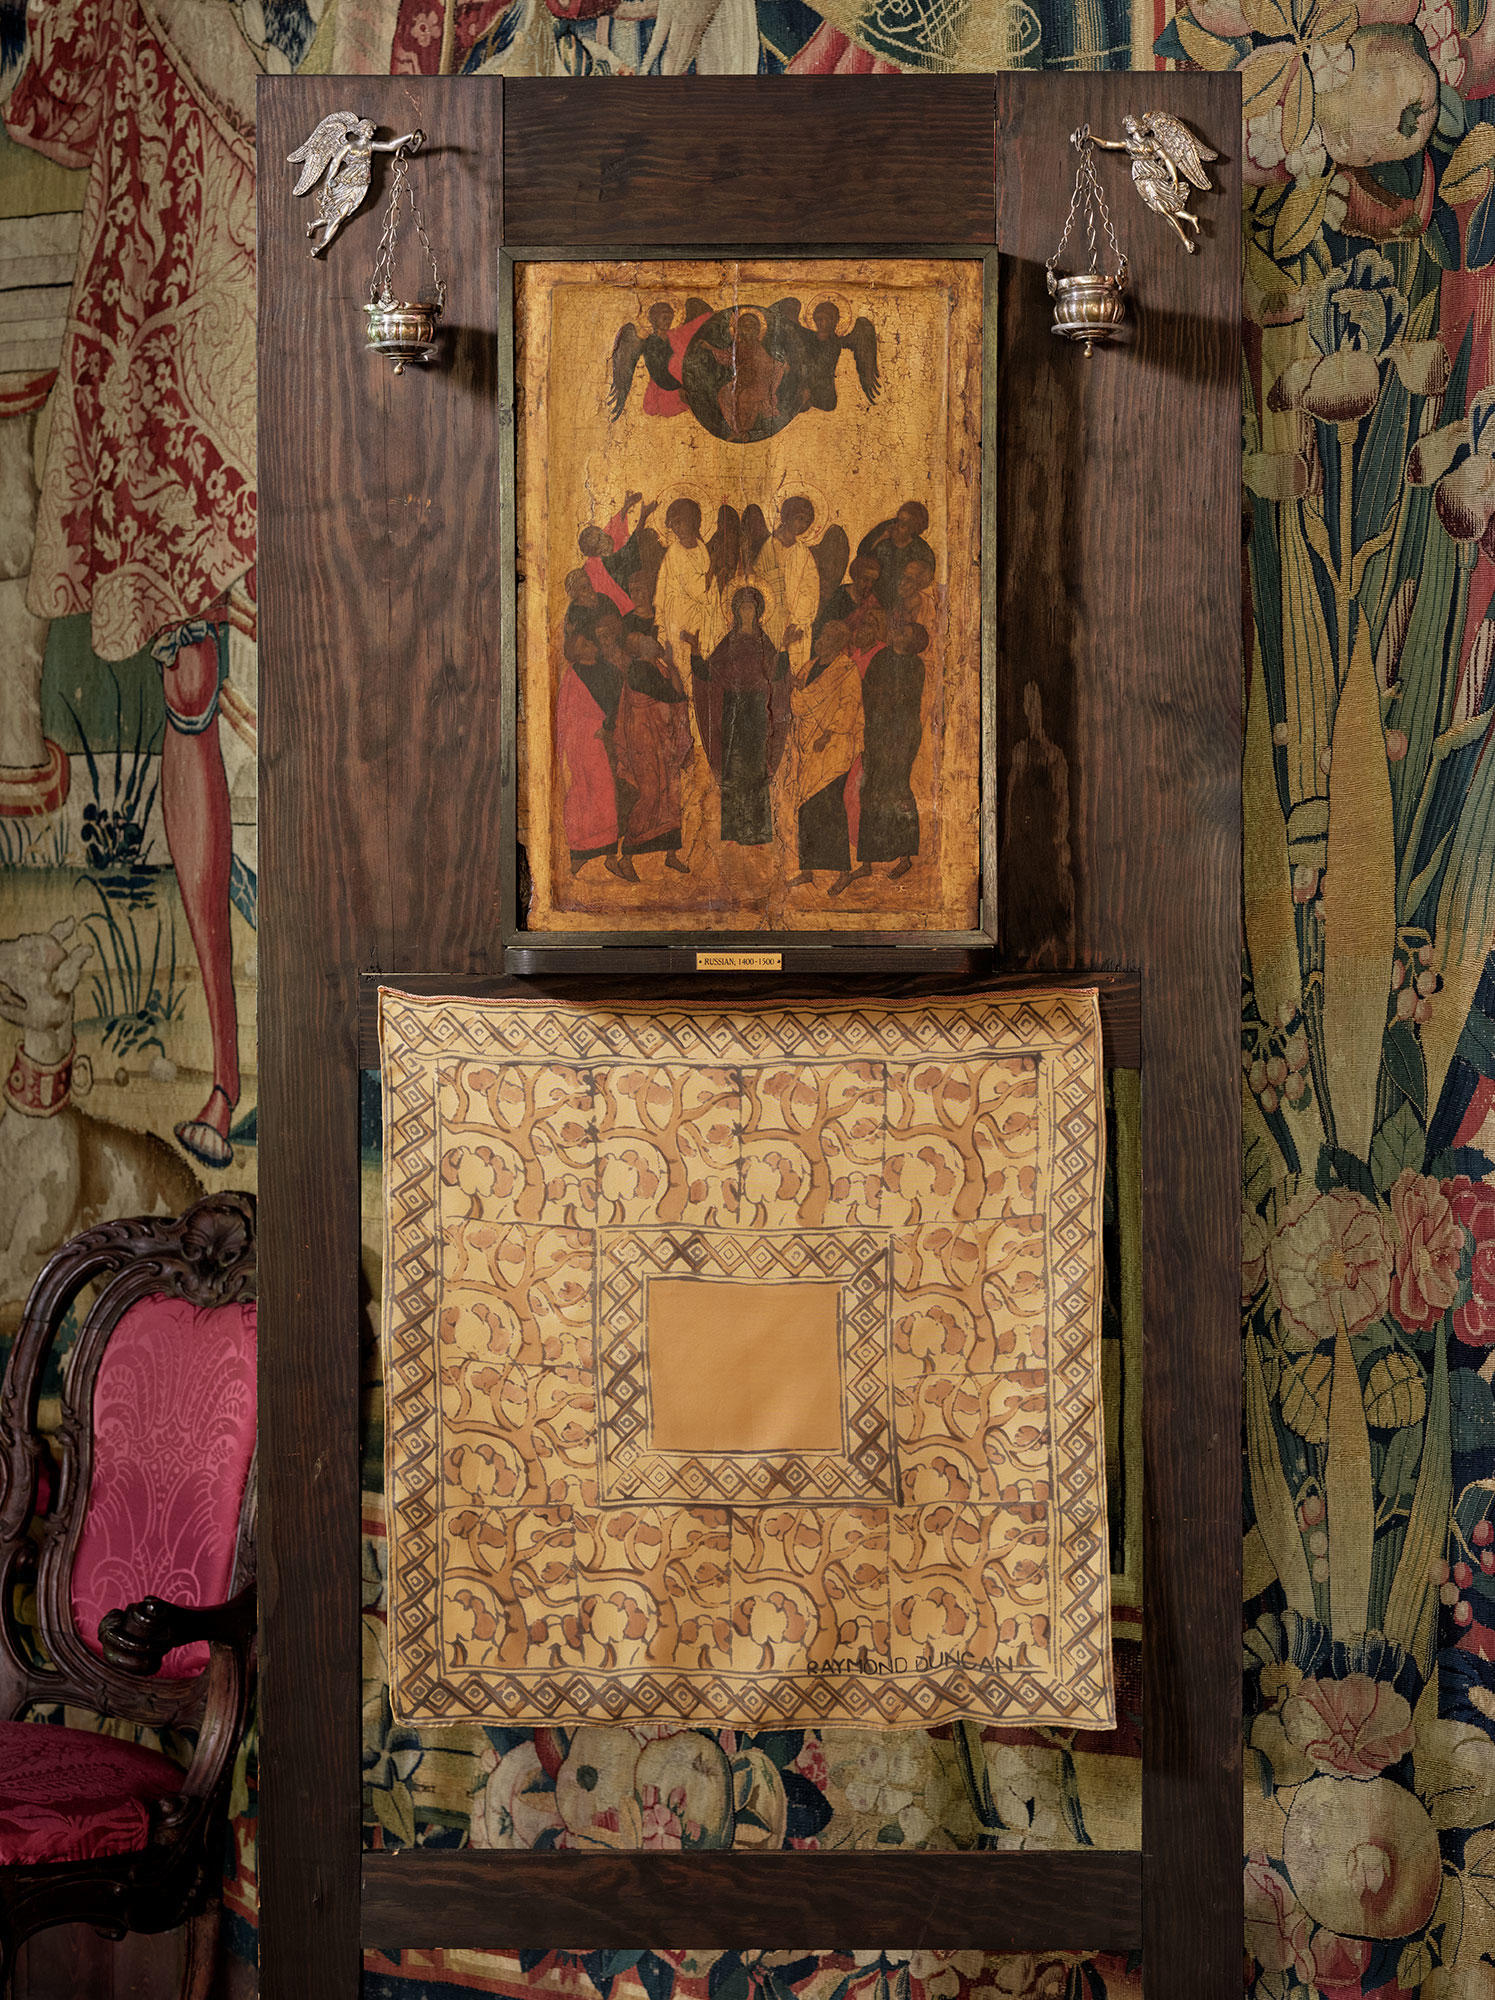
71, 1292, 256, 1678
0, 1194, 257, 1728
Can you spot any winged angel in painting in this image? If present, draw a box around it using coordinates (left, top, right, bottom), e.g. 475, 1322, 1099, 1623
610, 298, 880, 437
1091, 111, 1217, 251
287, 112, 421, 255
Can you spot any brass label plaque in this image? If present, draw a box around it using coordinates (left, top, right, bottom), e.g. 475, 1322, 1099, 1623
695, 951, 783, 973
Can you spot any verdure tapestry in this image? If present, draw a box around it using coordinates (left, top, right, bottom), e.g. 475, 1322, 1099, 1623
360, 1953, 1144, 2000
515, 258, 983, 936
379, 988, 1112, 1732
4, 0, 1495, 1996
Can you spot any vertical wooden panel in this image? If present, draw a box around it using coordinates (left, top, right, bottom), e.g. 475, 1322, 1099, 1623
257, 75, 504, 2000
993, 72, 1244, 2000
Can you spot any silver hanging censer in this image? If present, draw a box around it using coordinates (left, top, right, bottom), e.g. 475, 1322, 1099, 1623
1046, 126, 1129, 358
364, 132, 446, 377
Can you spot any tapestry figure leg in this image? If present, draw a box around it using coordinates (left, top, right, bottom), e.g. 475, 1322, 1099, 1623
157, 622, 239, 1169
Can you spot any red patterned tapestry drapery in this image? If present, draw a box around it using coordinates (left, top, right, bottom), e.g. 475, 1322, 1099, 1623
5, 0, 256, 661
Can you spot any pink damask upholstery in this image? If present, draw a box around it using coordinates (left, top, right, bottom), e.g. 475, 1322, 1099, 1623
0, 1720, 182, 1865
70, 1295, 256, 1677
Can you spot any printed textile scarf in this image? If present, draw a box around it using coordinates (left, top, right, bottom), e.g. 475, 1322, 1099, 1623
380, 987, 1114, 1730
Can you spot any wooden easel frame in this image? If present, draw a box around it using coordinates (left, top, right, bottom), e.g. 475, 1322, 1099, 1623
257, 73, 1242, 1999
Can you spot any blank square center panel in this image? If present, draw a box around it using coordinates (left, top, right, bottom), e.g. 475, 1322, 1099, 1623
643, 1276, 848, 1456
603, 1242, 892, 1495
378, 984, 1113, 1731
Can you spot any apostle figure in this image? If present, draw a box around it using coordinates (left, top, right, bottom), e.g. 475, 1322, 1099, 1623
857, 502, 936, 612
847, 599, 887, 673
557, 621, 623, 876
785, 619, 864, 897
896, 552, 939, 632
690, 587, 792, 847
612, 630, 694, 878
578, 491, 658, 616
817, 552, 879, 642
840, 598, 887, 855
563, 566, 601, 642
853, 617, 928, 883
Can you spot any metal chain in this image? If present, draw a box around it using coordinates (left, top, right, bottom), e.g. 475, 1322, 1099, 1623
368, 133, 447, 310
1046, 125, 1128, 286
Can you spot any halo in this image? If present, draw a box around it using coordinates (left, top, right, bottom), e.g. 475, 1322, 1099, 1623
796, 290, 862, 333
655, 477, 723, 532
761, 472, 835, 540
636, 291, 709, 319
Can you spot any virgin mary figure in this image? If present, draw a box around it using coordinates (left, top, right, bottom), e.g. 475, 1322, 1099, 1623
691, 586, 792, 846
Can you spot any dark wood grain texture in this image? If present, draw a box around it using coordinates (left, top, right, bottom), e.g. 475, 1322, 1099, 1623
991, 70, 1244, 2000
357, 968, 1142, 1068
256, 75, 504, 2000
12, 1924, 120, 2000
258, 72, 1241, 1990
502, 79, 996, 245
362, 1851, 1143, 1952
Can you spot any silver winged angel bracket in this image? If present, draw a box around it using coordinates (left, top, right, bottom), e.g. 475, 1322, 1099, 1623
1090, 112, 1217, 253
288, 112, 422, 257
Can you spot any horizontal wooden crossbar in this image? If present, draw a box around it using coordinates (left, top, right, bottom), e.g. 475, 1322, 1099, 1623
361, 1850, 1144, 1952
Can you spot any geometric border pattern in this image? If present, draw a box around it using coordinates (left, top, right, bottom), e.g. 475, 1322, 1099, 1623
597, 1227, 896, 1504
381, 988, 1113, 1729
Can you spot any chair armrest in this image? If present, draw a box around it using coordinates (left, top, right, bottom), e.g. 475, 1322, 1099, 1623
98, 1582, 256, 1675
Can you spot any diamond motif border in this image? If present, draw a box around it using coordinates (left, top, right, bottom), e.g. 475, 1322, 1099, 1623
596, 1227, 896, 1505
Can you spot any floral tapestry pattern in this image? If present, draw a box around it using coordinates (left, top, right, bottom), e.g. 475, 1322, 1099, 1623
361, 1952, 1142, 2000
1183, 0, 1495, 1975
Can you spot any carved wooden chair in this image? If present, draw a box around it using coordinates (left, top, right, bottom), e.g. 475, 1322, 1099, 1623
0, 1193, 256, 1997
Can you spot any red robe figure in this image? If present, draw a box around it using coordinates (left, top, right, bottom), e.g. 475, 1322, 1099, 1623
578, 493, 658, 615
612, 632, 693, 878
557, 625, 622, 874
